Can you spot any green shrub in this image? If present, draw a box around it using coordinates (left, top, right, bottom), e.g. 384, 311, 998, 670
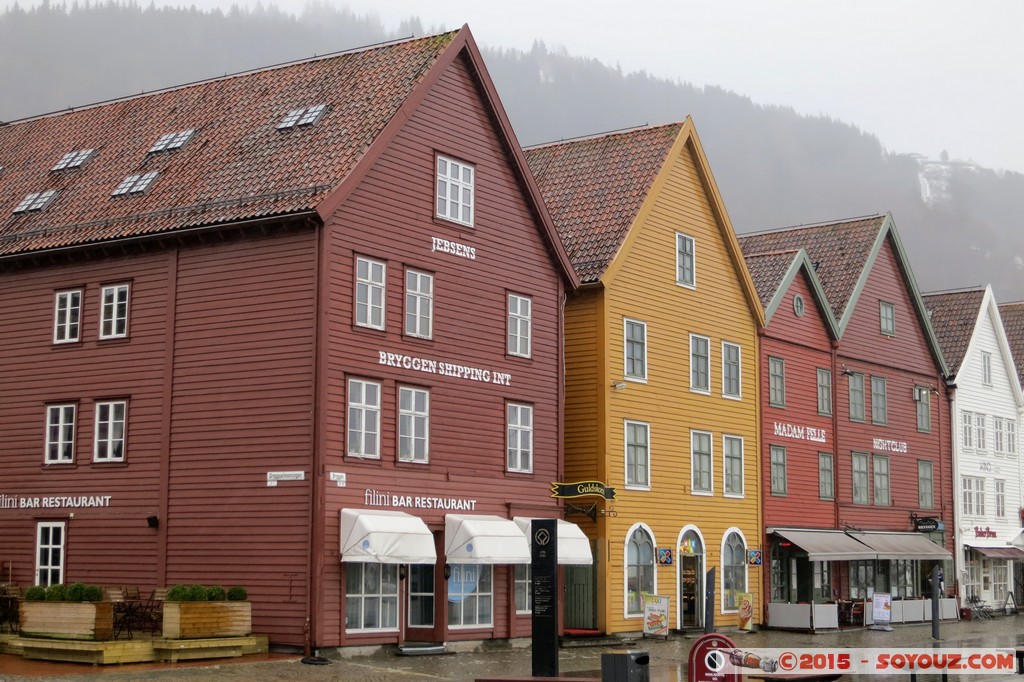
226, 586, 248, 601
187, 584, 208, 601
44, 584, 67, 601
207, 585, 227, 601
65, 582, 86, 602
24, 585, 46, 601
83, 584, 103, 602
166, 584, 189, 601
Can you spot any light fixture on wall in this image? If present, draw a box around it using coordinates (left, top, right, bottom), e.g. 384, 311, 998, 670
841, 367, 855, 377
443, 565, 451, 580
146, 515, 159, 529
611, 381, 627, 391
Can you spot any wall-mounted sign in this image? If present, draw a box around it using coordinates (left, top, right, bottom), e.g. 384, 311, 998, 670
431, 236, 477, 260
747, 549, 763, 565
975, 526, 997, 538
267, 471, 305, 487
378, 351, 512, 386
0, 494, 112, 510
913, 517, 940, 533
873, 438, 908, 454
364, 488, 477, 511
550, 481, 616, 500
657, 548, 673, 565
329, 472, 347, 488
772, 421, 826, 443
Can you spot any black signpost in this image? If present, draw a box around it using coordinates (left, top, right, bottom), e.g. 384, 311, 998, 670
531, 518, 559, 677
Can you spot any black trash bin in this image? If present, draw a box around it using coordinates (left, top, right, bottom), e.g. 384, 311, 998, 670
601, 649, 650, 682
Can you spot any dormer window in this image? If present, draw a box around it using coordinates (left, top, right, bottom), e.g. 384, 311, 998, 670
14, 190, 57, 213
277, 104, 326, 130
148, 129, 195, 153
112, 172, 159, 196
52, 149, 95, 171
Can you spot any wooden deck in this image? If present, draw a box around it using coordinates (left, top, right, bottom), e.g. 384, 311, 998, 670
0, 632, 268, 665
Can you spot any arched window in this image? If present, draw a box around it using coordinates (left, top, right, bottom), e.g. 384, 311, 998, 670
627, 527, 655, 615
723, 531, 747, 612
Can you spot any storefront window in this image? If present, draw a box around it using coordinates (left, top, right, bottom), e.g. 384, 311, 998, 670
723, 532, 746, 611
770, 543, 788, 602
627, 527, 655, 615
890, 559, 918, 598
993, 560, 1009, 604
850, 560, 874, 600
813, 561, 832, 602
345, 563, 399, 631
448, 564, 493, 627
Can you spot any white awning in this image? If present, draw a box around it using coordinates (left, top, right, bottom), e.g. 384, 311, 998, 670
846, 531, 952, 560
513, 517, 594, 565
340, 509, 436, 564
770, 528, 876, 561
444, 514, 530, 564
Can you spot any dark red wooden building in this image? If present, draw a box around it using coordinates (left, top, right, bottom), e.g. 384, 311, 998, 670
0, 27, 579, 651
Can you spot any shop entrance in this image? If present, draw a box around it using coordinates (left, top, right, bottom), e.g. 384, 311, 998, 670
679, 530, 704, 628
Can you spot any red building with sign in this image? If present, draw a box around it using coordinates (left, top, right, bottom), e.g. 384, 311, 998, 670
741, 215, 955, 629
0, 28, 581, 651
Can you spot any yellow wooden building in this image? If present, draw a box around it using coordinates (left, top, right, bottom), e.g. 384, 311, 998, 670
526, 119, 764, 634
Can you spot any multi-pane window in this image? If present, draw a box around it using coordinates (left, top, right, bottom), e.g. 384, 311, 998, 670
625, 421, 650, 488
848, 373, 865, 422
722, 343, 741, 398
112, 171, 159, 195
676, 233, 695, 287
94, 401, 126, 462
398, 387, 429, 463
448, 564, 492, 626
345, 563, 398, 631
850, 560, 875, 600
918, 460, 934, 509
53, 290, 82, 343
355, 257, 386, 330
99, 284, 129, 339
507, 294, 532, 358
45, 404, 76, 463
722, 532, 747, 611
36, 522, 65, 587
723, 435, 743, 496
52, 149, 94, 170
626, 527, 655, 615
994, 417, 1004, 453
691, 430, 712, 493
408, 565, 434, 627
880, 301, 895, 335
347, 379, 381, 458
873, 455, 890, 506
852, 452, 869, 504
768, 357, 785, 407
1007, 420, 1017, 454
507, 403, 534, 473
916, 387, 931, 432
514, 565, 532, 613
770, 445, 787, 495
962, 476, 985, 516
818, 452, 834, 500
624, 320, 647, 380
817, 368, 832, 416
962, 411, 975, 449
149, 129, 195, 152
982, 351, 993, 385
277, 104, 327, 129
870, 376, 887, 424
404, 270, 433, 339
436, 155, 474, 226
690, 335, 710, 393
995, 479, 1006, 517
976, 413, 987, 450
13, 189, 57, 213
994, 561, 1010, 605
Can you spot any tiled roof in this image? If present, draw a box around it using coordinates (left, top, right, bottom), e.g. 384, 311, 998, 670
738, 215, 886, 322
743, 249, 800, 310
0, 31, 457, 257
999, 301, 1024, 386
922, 288, 985, 374
523, 124, 681, 283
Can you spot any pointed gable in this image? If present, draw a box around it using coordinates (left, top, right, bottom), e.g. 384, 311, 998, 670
742, 247, 838, 335
922, 288, 986, 375
998, 301, 1024, 387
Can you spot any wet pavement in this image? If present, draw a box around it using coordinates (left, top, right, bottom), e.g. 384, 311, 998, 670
1, 615, 1023, 682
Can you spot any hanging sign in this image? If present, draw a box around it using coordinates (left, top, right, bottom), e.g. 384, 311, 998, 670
550, 481, 617, 500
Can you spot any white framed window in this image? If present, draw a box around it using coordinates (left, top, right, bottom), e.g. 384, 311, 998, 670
819, 452, 834, 500
676, 232, 695, 287
880, 301, 895, 335
52, 148, 94, 170
355, 257, 386, 330
13, 189, 57, 213
1007, 420, 1017, 454
277, 104, 326, 129
112, 171, 159, 196
976, 413, 987, 450
625, 525, 655, 616
768, 356, 785, 407
624, 319, 647, 381
507, 403, 534, 473
45, 404, 76, 463
436, 155, 474, 226
94, 400, 126, 462
817, 368, 832, 415
345, 563, 398, 631
870, 376, 887, 424
35, 521, 65, 586
848, 372, 865, 422
53, 290, 82, 344
722, 342, 741, 399
507, 294, 532, 358
99, 284, 129, 339
149, 129, 195, 152
994, 417, 1005, 453
691, 430, 713, 494
625, 420, 650, 489
404, 269, 433, 339
723, 435, 743, 497
982, 351, 993, 386
447, 564, 492, 627
347, 379, 381, 459
962, 411, 975, 449
963, 476, 985, 516
770, 445, 787, 495
873, 455, 890, 506
398, 387, 429, 463
690, 334, 710, 393
996, 479, 1006, 517
722, 530, 747, 612
852, 452, 869, 504
916, 387, 931, 432
918, 460, 934, 509
514, 565, 531, 614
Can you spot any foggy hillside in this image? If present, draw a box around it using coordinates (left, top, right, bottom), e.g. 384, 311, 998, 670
3, 2, 1024, 302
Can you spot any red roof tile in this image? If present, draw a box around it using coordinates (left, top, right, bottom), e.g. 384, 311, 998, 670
743, 249, 801, 310
999, 301, 1024, 386
0, 31, 457, 256
922, 288, 986, 374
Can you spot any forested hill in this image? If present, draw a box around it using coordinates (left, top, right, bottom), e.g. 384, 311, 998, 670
4, 2, 1024, 301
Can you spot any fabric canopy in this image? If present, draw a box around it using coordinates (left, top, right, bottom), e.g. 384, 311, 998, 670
340, 509, 436, 564
444, 514, 531, 564
968, 545, 1024, 560
846, 531, 952, 560
770, 528, 876, 561
513, 517, 594, 565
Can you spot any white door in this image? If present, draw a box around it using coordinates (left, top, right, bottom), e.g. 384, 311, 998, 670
35, 521, 65, 586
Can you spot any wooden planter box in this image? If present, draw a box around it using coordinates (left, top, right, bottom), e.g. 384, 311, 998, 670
162, 601, 252, 639
19, 601, 114, 641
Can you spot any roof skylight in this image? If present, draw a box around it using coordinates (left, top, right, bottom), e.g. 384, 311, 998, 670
277, 104, 327, 130
13, 190, 57, 213
112, 171, 159, 196
52, 149, 95, 171
149, 129, 195, 153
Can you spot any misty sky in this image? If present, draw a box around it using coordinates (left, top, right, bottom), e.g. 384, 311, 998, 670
5, 0, 1021, 173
